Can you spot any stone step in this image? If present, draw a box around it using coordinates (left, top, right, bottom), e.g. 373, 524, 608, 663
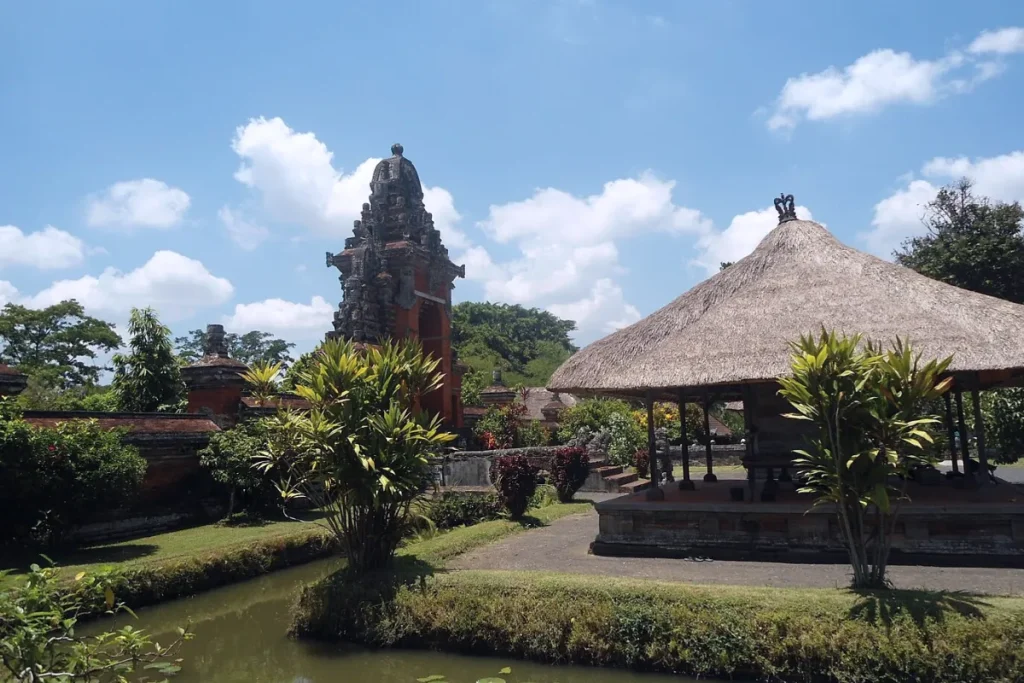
605, 471, 638, 487
596, 464, 624, 477
620, 478, 651, 494
588, 458, 609, 469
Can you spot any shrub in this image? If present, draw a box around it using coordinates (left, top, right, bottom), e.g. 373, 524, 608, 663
423, 491, 503, 529
0, 403, 146, 545
633, 448, 649, 478
556, 398, 634, 444
984, 387, 1024, 464
550, 446, 589, 502
518, 419, 550, 447
199, 418, 281, 518
490, 454, 538, 519
607, 411, 645, 465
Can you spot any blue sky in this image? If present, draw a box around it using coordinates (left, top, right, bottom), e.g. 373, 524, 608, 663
2, 1, 1024, 360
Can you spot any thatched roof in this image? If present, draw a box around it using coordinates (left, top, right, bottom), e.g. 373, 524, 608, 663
549, 217, 1024, 397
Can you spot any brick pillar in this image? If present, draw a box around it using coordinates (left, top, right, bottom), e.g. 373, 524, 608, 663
180, 324, 249, 427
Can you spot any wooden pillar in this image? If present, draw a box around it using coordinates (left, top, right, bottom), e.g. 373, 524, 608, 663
645, 392, 664, 500
943, 392, 960, 474
955, 387, 974, 483
703, 390, 717, 483
971, 384, 989, 485
677, 392, 695, 491
744, 384, 755, 502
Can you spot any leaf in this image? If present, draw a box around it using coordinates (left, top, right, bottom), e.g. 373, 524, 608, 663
499, 667, 512, 675
417, 676, 447, 682
74, 571, 85, 581
104, 586, 115, 609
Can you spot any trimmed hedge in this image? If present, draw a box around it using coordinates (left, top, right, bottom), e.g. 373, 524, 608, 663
293, 570, 1024, 683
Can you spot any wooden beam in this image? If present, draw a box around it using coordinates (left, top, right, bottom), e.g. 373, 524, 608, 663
972, 382, 990, 485
955, 388, 974, 483
943, 392, 960, 474
677, 391, 694, 491
645, 392, 664, 500
703, 390, 717, 483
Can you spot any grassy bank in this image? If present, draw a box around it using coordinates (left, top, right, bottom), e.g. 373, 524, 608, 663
294, 565, 1024, 682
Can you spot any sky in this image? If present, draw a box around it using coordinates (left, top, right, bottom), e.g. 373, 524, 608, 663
2, 1, 1024, 363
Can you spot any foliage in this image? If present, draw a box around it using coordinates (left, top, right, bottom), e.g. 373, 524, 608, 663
896, 179, 1024, 304
459, 369, 485, 406
240, 360, 282, 406
778, 330, 952, 589
555, 398, 633, 443
719, 261, 734, 270
174, 328, 296, 368
606, 411, 645, 465
255, 338, 455, 573
16, 377, 117, 412
111, 307, 185, 413
983, 388, 1024, 465
422, 491, 504, 530
451, 302, 576, 387
549, 447, 589, 502
0, 300, 121, 388
633, 448, 649, 478
0, 403, 146, 545
713, 404, 746, 437
472, 399, 548, 449
0, 563, 192, 682
296, 569, 1024, 683
517, 419, 549, 447
280, 350, 317, 391
199, 418, 281, 518
489, 454, 538, 519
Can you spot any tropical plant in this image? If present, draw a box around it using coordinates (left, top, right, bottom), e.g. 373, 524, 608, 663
111, 307, 185, 412
473, 401, 528, 449
607, 411, 646, 465
556, 398, 634, 444
633, 448, 649, 479
550, 446, 589, 502
490, 454, 538, 519
254, 338, 455, 573
984, 388, 1024, 464
777, 330, 952, 589
175, 328, 295, 368
199, 418, 281, 518
422, 491, 504, 529
0, 563, 191, 682
241, 360, 282, 407
517, 419, 549, 447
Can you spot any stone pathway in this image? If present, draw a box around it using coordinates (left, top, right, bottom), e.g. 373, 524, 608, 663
451, 506, 1024, 596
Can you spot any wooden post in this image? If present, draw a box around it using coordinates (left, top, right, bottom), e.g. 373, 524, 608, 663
677, 391, 695, 491
943, 392, 960, 474
703, 390, 717, 483
955, 388, 974, 484
645, 392, 664, 500
743, 384, 755, 503
971, 384, 989, 485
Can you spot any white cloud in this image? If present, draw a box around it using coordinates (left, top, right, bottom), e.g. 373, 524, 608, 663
0, 225, 86, 270
0, 281, 18, 307
547, 279, 641, 336
969, 27, 1024, 55
766, 27, 1021, 131
218, 206, 269, 250
230, 117, 462, 245
86, 178, 190, 229
693, 204, 814, 272
25, 250, 233, 322
864, 150, 1024, 257
223, 295, 334, 338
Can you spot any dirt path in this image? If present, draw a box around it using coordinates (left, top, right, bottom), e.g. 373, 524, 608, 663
450, 508, 1024, 595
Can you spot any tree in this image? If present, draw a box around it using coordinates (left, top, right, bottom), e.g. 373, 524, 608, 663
111, 308, 185, 413
778, 330, 952, 589
0, 300, 120, 388
896, 178, 1024, 304
199, 418, 280, 518
174, 329, 295, 368
0, 563, 191, 682
255, 339, 455, 573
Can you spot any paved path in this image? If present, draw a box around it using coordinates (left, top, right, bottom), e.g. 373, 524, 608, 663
451, 507, 1024, 596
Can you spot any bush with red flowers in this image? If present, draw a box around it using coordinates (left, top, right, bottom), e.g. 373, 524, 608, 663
489, 453, 539, 519
633, 448, 649, 479
550, 446, 589, 502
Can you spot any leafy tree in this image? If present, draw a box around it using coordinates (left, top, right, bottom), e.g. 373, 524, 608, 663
255, 339, 455, 573
0, 563, 191, 682
175, 328, 295, 368
111, 308, 184, 413
0, 300, 120, 388
281, 350, 315, 391
16, 378, 118, 412
778, 330, 952, 589
459, 368, 485, 406
199, 418, 280, 518
984, 390, 1024, 465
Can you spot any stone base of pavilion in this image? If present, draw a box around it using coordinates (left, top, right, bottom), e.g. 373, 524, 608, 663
592, 478, 1024, 568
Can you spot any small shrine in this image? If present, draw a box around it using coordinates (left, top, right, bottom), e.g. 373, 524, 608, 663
327, 144, 466, 427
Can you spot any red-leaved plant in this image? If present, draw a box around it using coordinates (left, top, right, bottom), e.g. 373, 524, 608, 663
550, 446, 589, 502
490, 454, 539, 519
633, 448, 649, 479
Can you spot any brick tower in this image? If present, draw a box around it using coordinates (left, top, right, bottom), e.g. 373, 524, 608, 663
326, 143, 466, 427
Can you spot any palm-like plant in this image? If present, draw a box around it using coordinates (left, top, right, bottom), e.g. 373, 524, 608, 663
254, 338, 455, 573
778, 329, 952, 589
240, 360, 282, 407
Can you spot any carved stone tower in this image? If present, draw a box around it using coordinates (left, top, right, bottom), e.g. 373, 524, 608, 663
326, 143, 466, 427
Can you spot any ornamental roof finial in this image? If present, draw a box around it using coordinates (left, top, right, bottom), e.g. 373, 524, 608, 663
774, 193, 797, 224
391, 143, 404, 157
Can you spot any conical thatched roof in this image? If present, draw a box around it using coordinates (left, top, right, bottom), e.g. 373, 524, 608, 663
549, 217, 1024, 396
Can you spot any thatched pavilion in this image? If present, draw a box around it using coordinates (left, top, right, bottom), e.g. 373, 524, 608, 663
548, 195, 1024, 563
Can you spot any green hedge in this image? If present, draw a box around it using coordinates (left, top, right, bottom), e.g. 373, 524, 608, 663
292, 570, 1024, 683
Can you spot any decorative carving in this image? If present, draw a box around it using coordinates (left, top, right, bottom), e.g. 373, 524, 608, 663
774, 193, 797, 223
396, 267, 416, 309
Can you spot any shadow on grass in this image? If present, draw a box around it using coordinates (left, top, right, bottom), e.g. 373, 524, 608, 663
849, 589, 991, 627
2, 543, 161, 575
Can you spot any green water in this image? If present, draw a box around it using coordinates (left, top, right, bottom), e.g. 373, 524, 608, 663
114, 558, 691, 683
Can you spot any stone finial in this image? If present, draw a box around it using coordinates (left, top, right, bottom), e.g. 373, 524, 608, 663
391, 143, 404, 157
774, 193, 797, 224
205, 324, 229, 358
491, 369, 504, 386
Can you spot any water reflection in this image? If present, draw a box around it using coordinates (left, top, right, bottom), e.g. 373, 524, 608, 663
110, 559, 687, 682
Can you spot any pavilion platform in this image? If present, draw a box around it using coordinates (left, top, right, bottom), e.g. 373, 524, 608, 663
592, 477, 1024, 568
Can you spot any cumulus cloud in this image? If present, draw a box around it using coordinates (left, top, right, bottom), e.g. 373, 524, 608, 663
547, 279, 641, 336
223, 295, 335, 338
693, 204, 814, 273
863, 150, 1024, 257
218, 206, 269, 250
86, 179, 190, 229
766, 27, 1022, 131
0, 225, 86, 270
25, 250, 233, 322
0, 280, 18, 307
